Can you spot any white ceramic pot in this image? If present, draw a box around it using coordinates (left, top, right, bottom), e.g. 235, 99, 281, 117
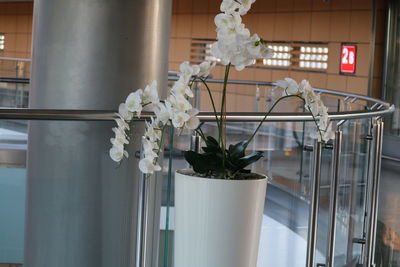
174, 169, 267, 267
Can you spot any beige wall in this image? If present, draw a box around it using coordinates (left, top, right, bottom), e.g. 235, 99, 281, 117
0, 1, 387, 105
0, 2, 32, 77
170, 0, 387, 101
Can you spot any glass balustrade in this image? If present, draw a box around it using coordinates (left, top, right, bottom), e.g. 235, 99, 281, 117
0, 119, 27, 266
156, 117, 375, 267
0, 80, 393, 267
0, 57, 30, 108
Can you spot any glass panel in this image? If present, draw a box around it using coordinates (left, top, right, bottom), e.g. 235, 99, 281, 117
333, 118, 371, 266
0, 119, 142, 266
0, 120, 27, 265
158, 118, 327, 267
0, 58, 31, 108
157, 116, 375, 267
0, 82, 29, 108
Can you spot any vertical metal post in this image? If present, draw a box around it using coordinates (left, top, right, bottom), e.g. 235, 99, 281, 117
136, 173, 150, 267
193, 81, 201, 109
191, 133, 202, 153
136, 139, 150, 267
326, 131, 343, 267
306, 141, 322, 267
365, 120, 383, 266
15, 61, 19, 107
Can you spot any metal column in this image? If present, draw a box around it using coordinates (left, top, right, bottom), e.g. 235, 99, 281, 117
25, 1, 172, 267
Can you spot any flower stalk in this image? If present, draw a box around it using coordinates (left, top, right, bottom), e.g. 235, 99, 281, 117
109, 0, 335, 179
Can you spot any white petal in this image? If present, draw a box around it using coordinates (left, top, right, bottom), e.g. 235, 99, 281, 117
110, 146, 124, 162
185, 116, 200, 130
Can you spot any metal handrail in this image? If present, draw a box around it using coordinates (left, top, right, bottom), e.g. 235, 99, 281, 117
0, 107, 394, 121
0, 78, 394, 121
0, 56, 31, 62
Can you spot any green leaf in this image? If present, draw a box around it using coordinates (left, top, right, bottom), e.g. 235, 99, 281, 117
205, 136, 219, 147
184, 150, 224, 174
184, 150, 198, 167
235, 151, 264, 171
202, 145, 220, 153
202, 136, 223, 154
228, 140, 248, 162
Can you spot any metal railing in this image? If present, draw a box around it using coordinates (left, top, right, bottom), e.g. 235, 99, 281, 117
0, 79, 395, 267
0, 84, 394, 122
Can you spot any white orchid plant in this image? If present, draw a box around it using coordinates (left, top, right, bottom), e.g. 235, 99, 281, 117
109, 0, 335, 179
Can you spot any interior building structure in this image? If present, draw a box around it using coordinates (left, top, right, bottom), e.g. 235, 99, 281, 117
0, 0, 399, 266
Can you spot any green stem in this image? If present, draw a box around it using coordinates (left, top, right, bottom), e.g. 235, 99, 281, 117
163, 125, 174, 267
188, 76, 197, 88
156, 123, 168, 156
220, 64, 231, 169
199, 78, 220, 131
245, 94, 304, 149
195, 127, 207, 143
306, 104, 325, 142
142, 102, 152, 107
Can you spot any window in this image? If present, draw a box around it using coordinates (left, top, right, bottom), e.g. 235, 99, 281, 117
190, 39, 329, 73
0, 34, 4, 50
263, 45, 292, 67
298, 45, 329, 70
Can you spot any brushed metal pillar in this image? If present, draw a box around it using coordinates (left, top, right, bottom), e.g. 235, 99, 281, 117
25, 1, 172, 267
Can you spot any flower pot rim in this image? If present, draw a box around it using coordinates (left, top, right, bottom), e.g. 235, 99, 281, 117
176, 169, 269, 181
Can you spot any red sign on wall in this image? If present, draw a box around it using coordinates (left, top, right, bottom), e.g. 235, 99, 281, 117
340, 45, 357, 74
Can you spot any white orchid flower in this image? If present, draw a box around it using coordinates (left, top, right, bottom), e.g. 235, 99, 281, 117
172, 80, 194, 98
142, 138, 158, 160
139, 158, 161, 174
125, 89, 143, 115
109, 145, 128, 162
217, 22, 249, 42
260, 45, 274, 59
165, 100, 173, 114
237, 0, 256, 15
110, 131, 129, 147
192, 65, 200, 76
142, 80, 159, 105
112, 126, 126, 137
246, 34, 262, 57
214, 13, 242, 30
298, 80, 312, 94
211, 42, 230, 65
309, 95, 326, 116
144, 119, 162, 142
185, 108, 200, 130
211, 1, 275, 71
220, 0, 240, 14
168, 94, 192, 112
276, 78, 299, 96
321, 122, 335, 142
171, 111, 191, 128
198, 61, 216, 78
154, 102, 171, 124
301, 81, 317, 108
179, 61, 195, 82
117, 103, 133, 121
317, 107, 329, 129
114, 118, 129, 131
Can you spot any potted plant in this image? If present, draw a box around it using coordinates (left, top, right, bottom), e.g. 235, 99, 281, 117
109, 0, 334, 266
